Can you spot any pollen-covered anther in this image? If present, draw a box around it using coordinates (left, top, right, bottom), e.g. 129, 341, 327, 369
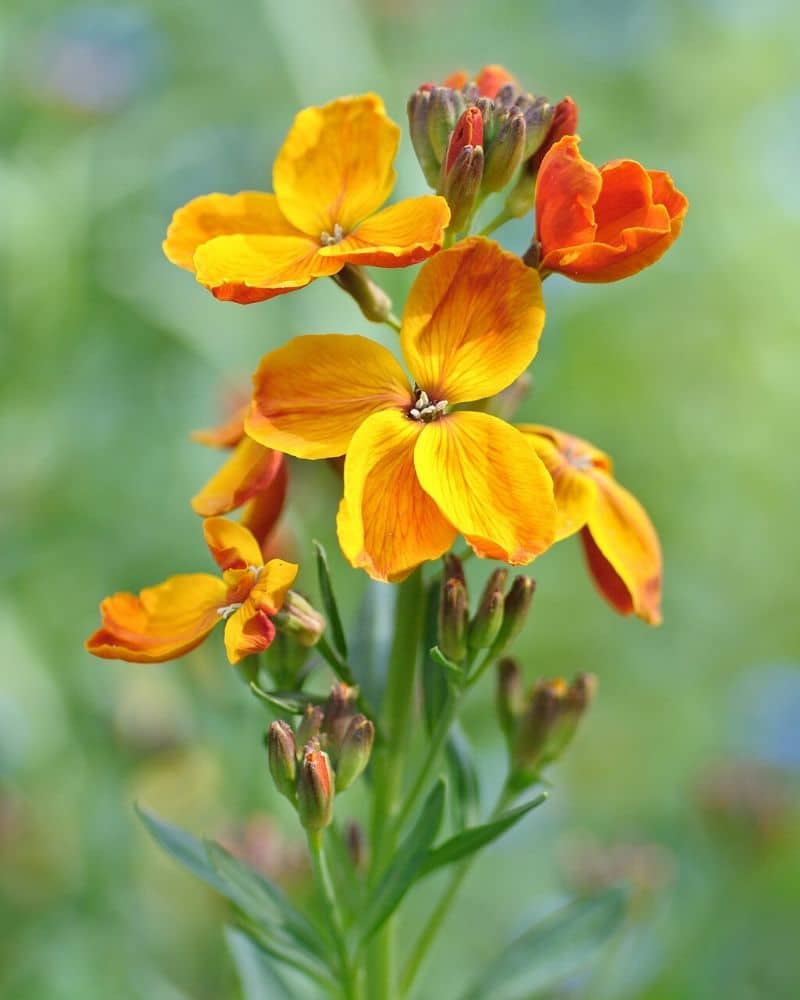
408, 387, 448, 422
320, 223, 345, 246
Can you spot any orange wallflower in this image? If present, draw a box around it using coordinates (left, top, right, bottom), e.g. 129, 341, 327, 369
535, 135, 688, 282
519, 425, 662, 624
191, 405, 288, 547
443, 65, 517, 98
86, 519, 297, 663
163, 95, 450, 304
244, 238, 557, 582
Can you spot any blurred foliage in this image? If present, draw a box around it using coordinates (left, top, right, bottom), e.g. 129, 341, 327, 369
1, 0, 799, 997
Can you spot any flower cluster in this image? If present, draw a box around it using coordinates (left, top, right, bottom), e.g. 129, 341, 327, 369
87, 62, 687, 667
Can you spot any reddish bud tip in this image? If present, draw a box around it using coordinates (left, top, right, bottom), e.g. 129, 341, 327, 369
445, 106, 484, 174
528, 96, 579, 175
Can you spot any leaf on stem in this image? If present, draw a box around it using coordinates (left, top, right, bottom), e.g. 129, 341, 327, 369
359, 779, 447, 942
350, 579, 397, 707
430, 645, 463, 675
249, 684, 320, 714
313, 540, 348, 658
444, 724, 481, 828
225, 925, 295, 1000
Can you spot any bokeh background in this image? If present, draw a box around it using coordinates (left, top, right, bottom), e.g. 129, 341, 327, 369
2, 0, 799, 997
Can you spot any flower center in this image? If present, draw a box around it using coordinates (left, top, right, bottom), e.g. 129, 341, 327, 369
320, 223, 345, 246
217, 565, 262, 617
408, 386, 448, 423
563, 444, 592, 471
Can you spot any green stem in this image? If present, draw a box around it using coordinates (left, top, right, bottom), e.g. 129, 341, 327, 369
307, 830, 359, 1000
385, 312, 402, 333
399, 782, 515, 997
478, 208, 512, 238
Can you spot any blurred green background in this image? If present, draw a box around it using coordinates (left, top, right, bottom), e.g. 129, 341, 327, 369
2, 0, 799, 997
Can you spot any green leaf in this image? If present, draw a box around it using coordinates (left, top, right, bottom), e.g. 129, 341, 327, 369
445, 724, 481, 828
419, 792, 547, 878
421, 581, 448, 734
350, 580, 396, 707
359, 779, 446, 942
313, 540, 348, 658
249, 684, 320, 714
234, 914, 338, 992
460, 887, 628, 1000
136, 804, 228, 895
430, 644, 463, 675
225, 926, 294, 999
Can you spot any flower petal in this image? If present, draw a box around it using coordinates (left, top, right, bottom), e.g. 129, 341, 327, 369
583, 470, 662, 624
337, 409, 457, 582
317, 196, 450, 268
224, 603, 276, 665
193, 233, 340, 303
203, 517, 263, 571
247, 334, 411, 459
414, 411, 556, 563
163, 192, 300, 271
251, 558, 298, 615
85, 574, 226, 663
191, 403, 247, 448
240, 458, 289, 548
191, 437, 284, 517
536, 135, 601, 255
273, 94, 399, 236
401, 238, 545, 404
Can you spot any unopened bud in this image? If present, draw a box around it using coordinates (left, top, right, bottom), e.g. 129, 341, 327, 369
442, 553, 466, 587
521, 97, 556, 158
345, 821, 367, 869
491, 576, 536, 654
469, 569, 507, 651
443, 106, 484, 176
496, 656, 523, 740
323, 682, 359, 752
296, 704, 324, 746
336, 714, 375, 790
297, 743, 334, 832
504, 96, 576, 220
527, 96, 578, 174
513, 679, 566, 772
408, 88, 440, 188
441, 144, 484, 234
273, 591, 325, 647
474, 65, 517, 100
482, 107, 526, 193
438, 576, 469, 663
333, 264, 394, 324
427, 86, 460, 163
267, 720, 297, 801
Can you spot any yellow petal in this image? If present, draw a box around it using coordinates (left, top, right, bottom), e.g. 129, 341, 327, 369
239, 458, 289, 547
247, 334, 411, 459
337, 409, 457, 582
273, 94, 399, 235
414, 411, 556, 563
251, 558, 298, 614
318, 196, 450, 268
583, 470, 662, 624
85, 574, 226, 663
223, 602, 276, 665
191, 436, 284, 517
401, 238, 545, 404
519, 425, 600, 541
163, 192, 300, 271
193, 233, 341, 302
203, 517, 263, 571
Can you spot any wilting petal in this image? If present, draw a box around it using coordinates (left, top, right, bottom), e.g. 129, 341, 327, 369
519, 425, 601, 541
247, 334, 411, 460
85, 574, 227, 663
273, 94, 398, 236
191, 404, 247, 448
163, 192, 301, 271
583, 470, 662, 624
414, 411, 556, 563
203, 517, 263, 571
224, 603, 277, 664
317, 196, 450, 268
240, 458, 289, 547
337, 409, 456, 582
192, 437, 284, 517
193, 233, 340, 303
401, 238, 544, 404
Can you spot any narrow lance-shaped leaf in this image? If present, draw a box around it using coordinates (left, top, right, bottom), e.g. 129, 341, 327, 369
225, 925, 294, 1000
313, 540, 348, 658
445, 724, 481, 828
421, 580, 448, 733
249, 684, 321, 714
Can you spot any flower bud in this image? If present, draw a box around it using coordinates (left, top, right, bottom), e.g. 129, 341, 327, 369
296, 704, 324, 746
323, 682, 359, 752
297, 743, 334, 832
438, 576, 469, 663
443, 106, 484, 176
512, 673, 597, 778
273, 591, 325, 647
335, 714, 375, 790
491, 576, 536, 654
482, 107, 526, 193
504, 96, 576, 219
442, 553, 466, 587
521, 96, 556, 158
427, 86, 461, 163
407, 88, 441, 188
468, 569, 507, 651
496, 656, 523, 741
527, 96, 578, 174
441, 144, 484, 234
267, 720, 297, 801
333, 264, 394, 324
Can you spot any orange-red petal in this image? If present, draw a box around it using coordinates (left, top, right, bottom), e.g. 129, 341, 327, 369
317, 196, 450, 268
85, 573, 227, 663
240, 457, 289, 549
273, 94, 398, 236
247, 334, 411, 460
203, 517, 263, 572
401, 238, 545, 404
337, 409, 457, 582
414, 411, 556, 564
191, 437, 284, 517
223, 558, 298, 664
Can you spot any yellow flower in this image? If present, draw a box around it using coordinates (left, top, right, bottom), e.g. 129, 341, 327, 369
85, 518, 297, 663
163, 94, 451, 303
245, 238, 557, 582
519, 425, 662, 624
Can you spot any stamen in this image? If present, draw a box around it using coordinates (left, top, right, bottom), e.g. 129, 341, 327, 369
320, 223, 345, 246
217, 602, 243, 620
247, 565, 262, 579
408, 386, 448, 423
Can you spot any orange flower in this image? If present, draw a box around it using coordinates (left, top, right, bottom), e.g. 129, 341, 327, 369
163, 95, 450, 304
519, 425, 662, 624
443, 65, 517, 98
245, 238, 557, 582
535, 135, 688, 283
86, 519, 297, 663
191, 404, 288, 547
